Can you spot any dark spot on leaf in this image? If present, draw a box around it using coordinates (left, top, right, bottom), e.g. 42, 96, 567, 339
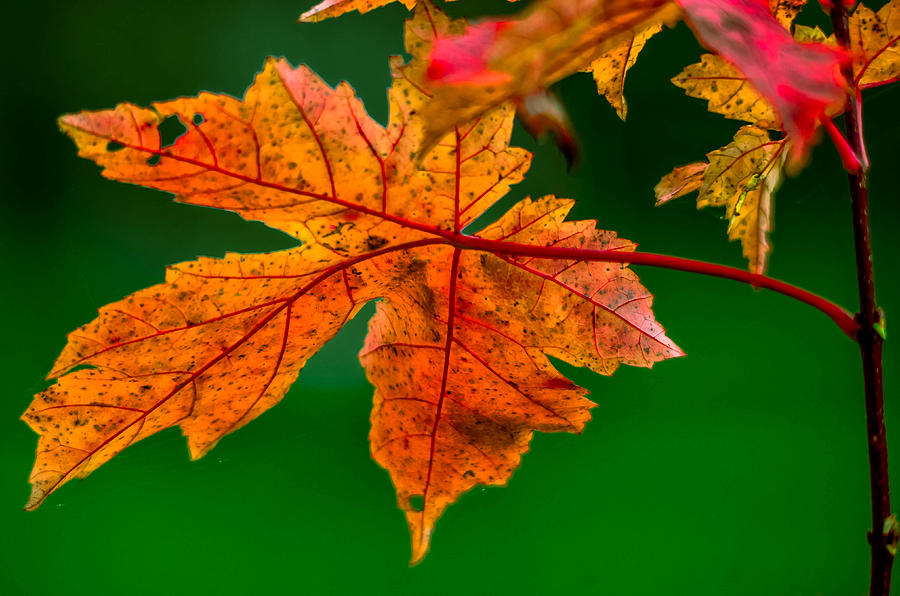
366, 235, 388, 251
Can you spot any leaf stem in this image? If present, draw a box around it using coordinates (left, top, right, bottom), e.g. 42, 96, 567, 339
449, 235, 859, 338
829, 6, 896, 596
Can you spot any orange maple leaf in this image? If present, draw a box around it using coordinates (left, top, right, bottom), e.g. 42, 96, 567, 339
25, 4, 681, 562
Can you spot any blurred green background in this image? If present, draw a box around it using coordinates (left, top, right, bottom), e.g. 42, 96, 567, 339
1, 1, 898, 594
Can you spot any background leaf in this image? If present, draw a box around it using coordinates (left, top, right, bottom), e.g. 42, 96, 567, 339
850, 0, 900, 89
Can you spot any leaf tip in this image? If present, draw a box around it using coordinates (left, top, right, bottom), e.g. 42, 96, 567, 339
654, 162, 707, 206
57, 112, 81, 136
24, 485, 48, 512
404, 499, 436, 565
297, 0, 328, 23
186, 435, 215, 462
408, 527, 432, 566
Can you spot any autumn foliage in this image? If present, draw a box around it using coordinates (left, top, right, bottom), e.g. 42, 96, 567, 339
25, 0, 900, 568
28, 4, 683, 562
658, 1, 898, 273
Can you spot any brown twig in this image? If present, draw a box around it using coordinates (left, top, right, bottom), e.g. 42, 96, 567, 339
829, 6, 896, 596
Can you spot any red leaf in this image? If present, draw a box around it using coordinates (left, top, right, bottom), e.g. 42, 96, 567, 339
426, 20, 514, 85
677, 0, 849, 165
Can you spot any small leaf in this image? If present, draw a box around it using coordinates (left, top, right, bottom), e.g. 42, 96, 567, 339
656, 126, 788, 274
770, 0, 808, 28
850, 0, 900, 90
584, 21, 664, 120
654, 162, 708, 205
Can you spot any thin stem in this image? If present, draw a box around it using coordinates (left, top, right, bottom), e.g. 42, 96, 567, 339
830, 6, 896, 596
449, 235, 859, 338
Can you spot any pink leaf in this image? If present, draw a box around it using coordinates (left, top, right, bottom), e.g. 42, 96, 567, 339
426, 20, 514, 85
678, 0, 848, 166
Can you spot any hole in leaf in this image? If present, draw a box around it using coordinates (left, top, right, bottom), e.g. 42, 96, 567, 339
192, 113, 204, 126
158, 115, 187, 149
408, 494, 424, 512
106, 141, 125, 152
146, 154, 161, 166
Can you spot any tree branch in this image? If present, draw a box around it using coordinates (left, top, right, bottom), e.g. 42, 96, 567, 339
829, 6, 896, 596
451, 235, 859, 338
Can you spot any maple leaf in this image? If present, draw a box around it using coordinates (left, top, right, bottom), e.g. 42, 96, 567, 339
677, 0, 847, 166
26, 3, 681, 563
660, 13, 801, 274
301, 0, 668, 122
848, 0, 900, 90
671, 52, 781, 129
675, 0, 899, 105
421, 0, 681, 149
583, 20, 665, 120
655, 126, 787, 274
770, 0, 808, 27
418, 0, 847, 155
671, 10, 831, 133
664, 1, 897, 274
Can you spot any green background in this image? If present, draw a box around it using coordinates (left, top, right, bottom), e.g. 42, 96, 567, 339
2, 1, 898, 594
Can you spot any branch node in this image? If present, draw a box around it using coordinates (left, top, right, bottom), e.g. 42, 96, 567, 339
882, 515, 899, 556
875, 308, 887, 340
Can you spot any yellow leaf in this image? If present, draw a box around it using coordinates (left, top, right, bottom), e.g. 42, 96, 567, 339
671, 53, 780, 128
584, 21, 663, 120
654, 162, 708, 205
670, 11, 830, 132
850, 0, 900, 89
770, 0, 807, 29
656, 126, 788, 274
